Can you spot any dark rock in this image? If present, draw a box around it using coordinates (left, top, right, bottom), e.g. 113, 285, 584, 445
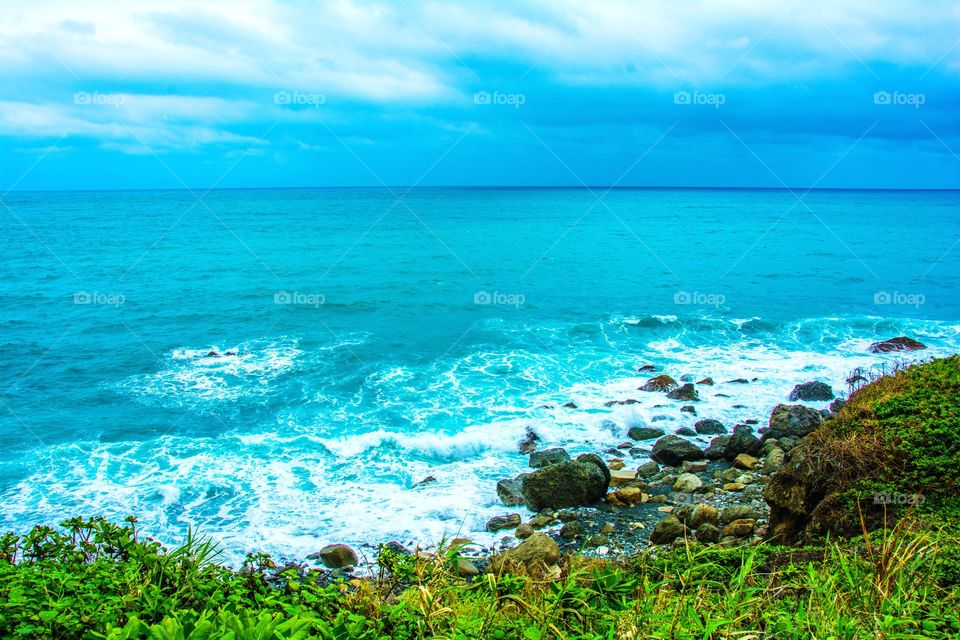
628, 426, 664, 441
727, 378, 749, 384
720, 505, 757, 524
529, 447, 570, 469
576, 453, 612, 487
527, 513, 555, 529
667, 383, 699, 401
679, 406, 696, 415
413, 475, 437, 488
486, 513, 521, 532
675, 427, 696, 436
696, 523, 720, 543
694, 419, 726, 435
604, 398, 639, 406
521, 460, 608, 511
828, 398, 846, 415
704, 435, 730, 460
496, 477, 526, 506
518, 427, 540, 454
868, 336, 927, 353
639, 375, 679, 392
650, 516, 688, 544
315, 544, 358, 569
651, 435, 704, 466
585, 534, 608, 548
788, 381, 835, 402
488, 533, 560, 571
744, 419, 759, 425
726, 424, 761, 458
637, 364, 657, 373
563, 401, 577, 409
697, 377, 714, 385
637, 460, 660, 478
766, 404, 824, 440
204, 350, 219, 358
560, 522, 583, 539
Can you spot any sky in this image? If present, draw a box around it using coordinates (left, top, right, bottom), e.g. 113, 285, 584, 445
0, 0, 958, 191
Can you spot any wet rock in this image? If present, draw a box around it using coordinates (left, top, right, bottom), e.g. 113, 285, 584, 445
414, 476, 437, 488
680, 460, 707, 473
628, 426, 664, 441
637, 460, 660, 478
673, 473, 703, 493
694, 419, 726, 435
315, 544, 359, 569
726, 425, 761, 458
868, 336, 926, 353
486, 514, 521, 532
640, 375, 679, 392
766, 404, 824, 440
637, 364, 657, 373
727, 378, 749, 384
514, 523, 534, 540
679, 406, 696, 415
697, 377, 714, 385
563, 401, 577, 409
667, 383, 699, 401
789, 381, 835, 402
733, 453, 759, 470
489, 533, 560, 571
650, 516, 688, 544
496, 477, 526, 506
675, 426, 696, 435
604, 398, 640, 406
722, 519, 756, 537
696, 523, 720, 543
560, 522, 583, 539
527, 513, 556, 529
720, 505, 756, 524
521, 461, 608, 511
529, 448, 571, 469
704, 436, 730, 460
651, 435, 704, 466
576, 453, 612, 487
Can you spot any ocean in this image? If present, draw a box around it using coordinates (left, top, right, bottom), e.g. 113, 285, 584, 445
1, 187, 958, 563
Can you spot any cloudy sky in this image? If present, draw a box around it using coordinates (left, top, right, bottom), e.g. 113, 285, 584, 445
1, 0, 958, 190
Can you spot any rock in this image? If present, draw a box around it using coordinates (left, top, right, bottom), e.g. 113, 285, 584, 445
696, 523, 720, 543
727, 378, 749, 384
529, 448, 571, 469
521, 460, 608, 511
640, 375, 679, 392
868, 336, 927, 353
697, 377, 714, 385
788, 381, 835, 402
828, 398, 846, 415
637, 460, 660, 478
733, 453, 759, 470
456, 558, 480, 577
726, 425, 761, 458
722, 519, 756, 537
766, 404, 824, 440
704, 436, 730, 460
496, 477, 526, 506
414, 475, 437, 487
723, 482, 745, 491
676, 427, 696, 436
606, 486, 647, 507
585, 534, 608, 548
680, 460, 707, 473
563, 402, 577, 409
601, 522, 615, 535
316, 544, 358, 569
720, 505, 756, 524
650, 516, 688, 544
673, 473, 703, 493
607, 458, 625, 471
604, 398, 640, 406
651, 435, 704, 466
489, 533, 560, 571
576, 453, 612, 487
694, 419, 726, 435
716, 467, 741, 483
762, 447, 785, 474
679, 407, 696, 415
527, 513, 555, 529
637, 364, 657, 373
667, 383, 699, 401
609, 468, 638, 487
519, 427, 540, 454
628, 427, 664, 441
560, 522, 582, 539
514, 523, 534, 539
486, 514, 521, 532
690, 503, 720, 529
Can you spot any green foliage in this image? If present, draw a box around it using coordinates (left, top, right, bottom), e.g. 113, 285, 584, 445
1, 517, 959, 639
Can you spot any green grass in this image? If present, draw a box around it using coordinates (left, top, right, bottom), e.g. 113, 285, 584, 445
1, 516, 958, 639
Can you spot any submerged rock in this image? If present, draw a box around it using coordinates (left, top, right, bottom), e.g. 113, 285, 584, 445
666, 383, 699, 401
788, 381, 835, 402
640, 375, 679, 392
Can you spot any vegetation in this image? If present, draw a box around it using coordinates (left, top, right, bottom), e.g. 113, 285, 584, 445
1, 516, 958, 639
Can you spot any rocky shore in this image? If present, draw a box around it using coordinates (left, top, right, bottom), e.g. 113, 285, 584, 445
300, 336, 930, 579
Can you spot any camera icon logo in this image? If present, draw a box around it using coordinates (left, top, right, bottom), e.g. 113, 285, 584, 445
473, 91, 491, 105
873, 91, 891, 105
273, 91, 292, 105
73, 291, 92, 304
274, 290, 292, 304
673, 91, 692, 105
473, 291, 492, 304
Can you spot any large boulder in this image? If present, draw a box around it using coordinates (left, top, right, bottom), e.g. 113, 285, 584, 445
868, 336, 926, 353
628, 426, 664, 441
650, 516, 688, 544
496, 476, 527, 506
694, 419, 726, 435
666, 383, 699, 401
765, 404, 824, 440
639, 375, 678, 392
726, 424, 761, 458
651, 435, 704, 466
529, 447, 570, 468
521, 460, 609, 511
788, 381, 835, 402
314, 544, 358, 569
488, 533, 560, 572
575, 453, 612, 487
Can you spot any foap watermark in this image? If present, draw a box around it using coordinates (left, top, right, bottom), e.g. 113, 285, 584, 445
274, 290, 325, 307
474, 290, 526, 308
473, 91, 526, 108
674, 290, 725, 307
873, 91, 925, 108
273, 90, 326, 108
674, 90, 725, 108
73, 91, 125, 108
873, 492, 925, 506
73, 291, 125, 307
873, 290, 925, 308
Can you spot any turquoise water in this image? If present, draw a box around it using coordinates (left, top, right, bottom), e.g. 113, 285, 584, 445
1, 187, 958, 561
